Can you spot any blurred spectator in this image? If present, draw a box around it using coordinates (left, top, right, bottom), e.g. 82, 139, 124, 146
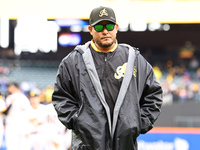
166, 73, 174, 84
0, 76, 9, 96
0, 94, 6, 148
20, 81, 31, 96
183, 71, 190, 83
179, 41, 195, 60
0, 66, 10, 75
153, 66, 162, 82
178, 84, 187, 102
190, 82, 199, 101
4, 81, 32, 150
26, 88, 47, 150
170, 83, 179, 102
45, 102, 72, 150
197, 68, 200, 80
43, 85, 54, 104
189, 56, 199, 70
161, 82, 173, 105
27, 88, 72, 150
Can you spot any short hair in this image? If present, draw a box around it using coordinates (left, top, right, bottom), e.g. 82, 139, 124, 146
8, 81, 20, 88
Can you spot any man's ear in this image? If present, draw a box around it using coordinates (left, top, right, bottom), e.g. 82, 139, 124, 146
88, 25, 93, 35
115, 24, 119, 32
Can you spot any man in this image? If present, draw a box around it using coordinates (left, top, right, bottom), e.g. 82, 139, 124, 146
4, 81, 32, 150
52, 6, 163, 150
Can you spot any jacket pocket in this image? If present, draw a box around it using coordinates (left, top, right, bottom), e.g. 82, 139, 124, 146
72, 96, 85, 131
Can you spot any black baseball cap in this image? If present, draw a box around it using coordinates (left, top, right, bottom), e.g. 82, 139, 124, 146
89, 6, 116, 26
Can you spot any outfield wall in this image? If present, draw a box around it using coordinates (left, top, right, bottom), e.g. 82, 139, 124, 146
138, 127, 200, 150
140, 101, 200, 150
154, 101, 200, 127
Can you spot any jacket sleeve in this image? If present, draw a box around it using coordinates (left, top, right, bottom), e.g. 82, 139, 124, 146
139, 62, 163, 134
52, 56, 80, 130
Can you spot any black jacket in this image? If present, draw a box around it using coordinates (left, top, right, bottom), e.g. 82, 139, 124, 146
52, 41, 163, 150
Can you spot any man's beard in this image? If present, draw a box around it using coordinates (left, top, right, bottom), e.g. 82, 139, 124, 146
96, 40, 114, 48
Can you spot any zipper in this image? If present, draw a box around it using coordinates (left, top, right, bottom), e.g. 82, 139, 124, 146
104, 53, 107, 74
102, 53, 107, 82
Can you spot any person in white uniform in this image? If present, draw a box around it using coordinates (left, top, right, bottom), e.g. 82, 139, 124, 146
26, 88, 48, 150
4, 82, 32, 150
45, 102, 71, 150
0, 94, 6, 148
